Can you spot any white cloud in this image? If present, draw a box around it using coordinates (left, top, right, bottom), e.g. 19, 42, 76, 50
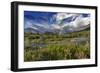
56, 12, 77, 21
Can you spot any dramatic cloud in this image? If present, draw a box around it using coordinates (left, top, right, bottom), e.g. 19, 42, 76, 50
24, 11, 90, 34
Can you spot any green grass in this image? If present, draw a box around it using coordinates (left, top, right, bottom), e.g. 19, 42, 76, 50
24, 28, 90, 62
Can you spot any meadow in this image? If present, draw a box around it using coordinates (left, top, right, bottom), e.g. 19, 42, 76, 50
24, 28, 90, 61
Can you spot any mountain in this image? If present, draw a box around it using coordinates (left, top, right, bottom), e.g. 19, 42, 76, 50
24, 13, 90, 34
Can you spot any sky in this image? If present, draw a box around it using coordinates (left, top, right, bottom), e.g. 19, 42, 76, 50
24, 11, 57, 25
24, 11, 90, 29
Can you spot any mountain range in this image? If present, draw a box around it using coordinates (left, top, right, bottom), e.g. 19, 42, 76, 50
24, 12, 90, 35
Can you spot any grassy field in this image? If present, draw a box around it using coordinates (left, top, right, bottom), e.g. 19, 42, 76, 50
24, 28, 90, 62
